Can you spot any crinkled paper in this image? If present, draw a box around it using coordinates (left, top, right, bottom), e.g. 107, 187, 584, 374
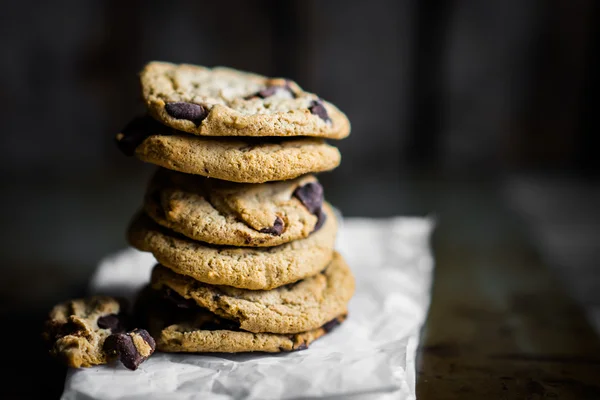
62, 217, 434, 400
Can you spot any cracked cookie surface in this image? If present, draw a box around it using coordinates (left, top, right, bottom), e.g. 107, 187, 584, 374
141, 61, 350, 139
144, 169, 325, 247
149, 251, 354, 334
128, 203, 337, 290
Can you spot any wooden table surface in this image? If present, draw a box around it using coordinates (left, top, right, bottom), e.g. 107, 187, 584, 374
416, 184, 600, 399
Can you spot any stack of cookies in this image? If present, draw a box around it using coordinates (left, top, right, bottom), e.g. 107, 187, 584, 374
123, 62, 355, 354
44, 62, 354, 370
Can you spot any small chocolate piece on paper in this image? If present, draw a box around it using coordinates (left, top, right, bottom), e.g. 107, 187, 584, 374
104, 329, 156, 370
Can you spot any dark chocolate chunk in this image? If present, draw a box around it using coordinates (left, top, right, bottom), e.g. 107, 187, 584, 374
259, 216, 284, 236
244, 81, 296, 100
97, 314, 123, 332
293, 182, 324, 214
103, 329, 155, 370
294, 182, 327, 233
308, 99, 331, 123
116, 116, 164, 156
165, 102, 208, 125
135, 329, 156, 353
255, 86, 280, 99
312, 209, 327, 232
321, 317, 342, 333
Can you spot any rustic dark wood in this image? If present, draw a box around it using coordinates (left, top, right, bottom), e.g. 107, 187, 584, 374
417, 193, 600, 399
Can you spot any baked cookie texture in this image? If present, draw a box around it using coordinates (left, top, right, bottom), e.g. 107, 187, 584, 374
43, 296, 155, 369
144, 169, 325, 247
153, 311, 346, 353
140, 62, 350, 139
43, 296, 121, 368
115, 117, 341, 183
128, 203, 337, 290
137, 287, 347, 353
149, 251, 355, 334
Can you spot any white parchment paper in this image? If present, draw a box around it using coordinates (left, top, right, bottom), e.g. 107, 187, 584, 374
62, 217, 434, 400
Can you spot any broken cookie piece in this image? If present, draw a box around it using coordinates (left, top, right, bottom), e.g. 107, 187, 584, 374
104, 329, 156, 370
43, 296, 155, 370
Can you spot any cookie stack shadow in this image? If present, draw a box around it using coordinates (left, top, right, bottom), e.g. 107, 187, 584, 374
119, 62, 355, 353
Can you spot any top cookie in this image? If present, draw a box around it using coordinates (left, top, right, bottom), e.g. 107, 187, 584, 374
141, 62, 350, 139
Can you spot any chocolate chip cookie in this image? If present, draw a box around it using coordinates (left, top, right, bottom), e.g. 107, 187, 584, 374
144, 169, 326, 247
149, 251, 355, 334
137, 287, 347, 353
116, 117, 341, 183
128, 203, 337, 290
140, 62, 350, 139
43, 296, 155, 369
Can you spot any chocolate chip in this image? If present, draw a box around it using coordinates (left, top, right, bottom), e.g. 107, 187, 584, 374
212, 294, 221, 302
259, 216, 284, 236
293, 182, 324, 214
165, 102, 209, 125
103, 329, 155, 370
308, 99, 331, 123
116, 116, 164, 156
321, 317, 342, 333
312, 209, 327, 232
294, 182, 326, 232
135, 329, 156, 353
255, 86, 279, 99
244, 81, 296, 100
97, 314, 122, 331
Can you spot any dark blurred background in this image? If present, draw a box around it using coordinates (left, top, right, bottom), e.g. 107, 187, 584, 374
0, 0, 599, 397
